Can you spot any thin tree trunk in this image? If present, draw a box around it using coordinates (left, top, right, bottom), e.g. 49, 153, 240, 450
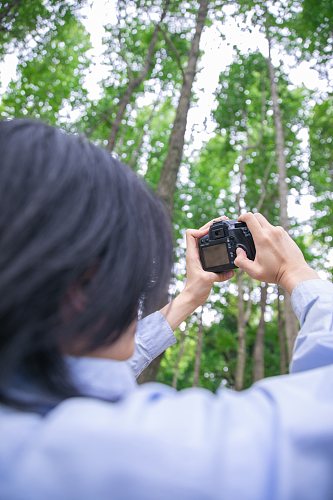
235, 151, 246, 212
156, 0, 209, 213
266, 33, 299, 358
192, 310, 204, 387
128, 91, 161, 169
277, 287, 288, 374
283, 292, 299, 357
172, 328, 187, 389
267, 36, 289, 230
139, 1, 209, 383
106, 1, 170, 152
235, 271, 246, 390
234, 143, 251, 391
253, 283, 268, 382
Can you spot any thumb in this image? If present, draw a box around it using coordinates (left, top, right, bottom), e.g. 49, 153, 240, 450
234, 247, 259, 277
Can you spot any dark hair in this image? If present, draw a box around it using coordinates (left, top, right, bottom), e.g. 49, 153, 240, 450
0, 119, 173, 409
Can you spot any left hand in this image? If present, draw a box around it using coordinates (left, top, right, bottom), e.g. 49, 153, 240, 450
183, 216, 234, 308
159, 216, 234, 331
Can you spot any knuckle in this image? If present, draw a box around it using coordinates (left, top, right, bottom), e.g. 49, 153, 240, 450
274, 226, 285, 237
260, 232, 269, 244
239, 211, 251, 221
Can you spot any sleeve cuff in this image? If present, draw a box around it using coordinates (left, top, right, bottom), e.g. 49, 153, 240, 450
291, 279, 333, 323
136, 311, 177, 361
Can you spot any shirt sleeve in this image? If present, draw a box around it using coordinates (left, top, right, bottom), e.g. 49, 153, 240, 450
290, 279, 333, 373
128, 311, 177, 378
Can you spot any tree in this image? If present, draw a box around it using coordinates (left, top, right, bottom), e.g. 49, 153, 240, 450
308, 96, 333, 266
266, 33, 299, 356
106, 0, 170, 152
213, 51, 272, 389
139, 0, 210, 382
1, 0, 330, 392
156, 0, 210, 213
0, 0, 85, 61
286, 0, 333, 80
192, 309, 204, 386
0, 8, 90, 124
253, 283, 268, 381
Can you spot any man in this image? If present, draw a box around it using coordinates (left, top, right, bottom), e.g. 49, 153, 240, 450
0, 121, 332, 500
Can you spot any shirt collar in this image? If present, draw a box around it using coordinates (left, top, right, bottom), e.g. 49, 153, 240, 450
65, 356, 137, 401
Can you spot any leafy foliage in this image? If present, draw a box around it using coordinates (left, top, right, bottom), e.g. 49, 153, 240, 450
0, 0, 332, 390
0, 9, 90, 124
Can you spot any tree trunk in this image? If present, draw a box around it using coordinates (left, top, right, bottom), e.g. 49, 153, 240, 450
139, 0, 209, 383
172, 328, 187, 389
267, 33, 299, 357
128, 95, 160, 170
277, 287, 288, 374
192, 310, 204, 387
106, 1, 170, 152
253, 283, 268, 382
267, 37, 288, 230
156, 0, 209, 213
234, 143, 252, 391
235, 271, 246, 390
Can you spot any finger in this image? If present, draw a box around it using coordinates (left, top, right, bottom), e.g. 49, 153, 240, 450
198, 215, 228, 233
185, 229, 200, 261
234, 247, 260, 278
254, 213, 272, 229
238, 212, 263, 241
214, 270, 234, 282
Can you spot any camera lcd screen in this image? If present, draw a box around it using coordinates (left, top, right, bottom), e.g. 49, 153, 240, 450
203, 243, 229, 268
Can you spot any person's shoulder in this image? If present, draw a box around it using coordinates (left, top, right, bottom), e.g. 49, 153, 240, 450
1, 387, 223, 499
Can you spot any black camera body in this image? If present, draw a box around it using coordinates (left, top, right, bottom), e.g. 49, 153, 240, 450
199, 220, 256, 273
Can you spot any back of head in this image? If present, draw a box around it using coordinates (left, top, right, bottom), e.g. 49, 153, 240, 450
0, 119, 173, 409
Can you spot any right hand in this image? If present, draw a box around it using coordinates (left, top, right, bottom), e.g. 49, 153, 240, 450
234, 212, 319, 294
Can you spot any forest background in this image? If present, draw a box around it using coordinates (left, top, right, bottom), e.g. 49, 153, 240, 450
0, 0, 332, 390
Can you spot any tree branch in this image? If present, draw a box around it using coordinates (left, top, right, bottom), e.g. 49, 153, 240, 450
158, 25, 185, 80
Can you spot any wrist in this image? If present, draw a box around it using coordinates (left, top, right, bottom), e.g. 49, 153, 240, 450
159, 288, 200, 331
182, 284, 205, 310
279, 263, 320, 295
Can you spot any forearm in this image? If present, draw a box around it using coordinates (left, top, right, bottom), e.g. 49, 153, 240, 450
290, 279, 333, 373
159, 288, 201, 331
128, 288, 203, 377
279, 264, 320, 295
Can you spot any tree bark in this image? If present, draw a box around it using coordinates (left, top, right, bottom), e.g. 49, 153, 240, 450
172, 328, 187, 389
128, 94, 160, 170
266, 33, 299, 358
192, 310, 204, 387
234, 143, 252, 391
235, 271, 246, 390
253, 283, 268, 382
277, 287, 288, 374
138, 0, 209, 383
156, 0, 209, 213
106, 1, 170, 152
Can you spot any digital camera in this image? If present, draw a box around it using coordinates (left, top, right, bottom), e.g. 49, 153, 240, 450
198, 220, 256, 273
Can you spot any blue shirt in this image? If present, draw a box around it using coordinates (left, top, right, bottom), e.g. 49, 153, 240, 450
0, 279, 332, 500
